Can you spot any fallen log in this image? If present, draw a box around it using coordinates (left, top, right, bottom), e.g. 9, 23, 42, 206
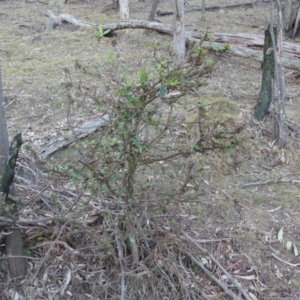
100, 20, 300, 70
43, 12, 300, 70
43, 10, 96, 28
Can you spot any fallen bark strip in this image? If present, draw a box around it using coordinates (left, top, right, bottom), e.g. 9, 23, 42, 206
39, 114, 109, 159
43, 12, 300, 70
156, 1, 266, 16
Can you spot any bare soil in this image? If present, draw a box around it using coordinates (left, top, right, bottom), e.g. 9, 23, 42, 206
1, 0, 300, 299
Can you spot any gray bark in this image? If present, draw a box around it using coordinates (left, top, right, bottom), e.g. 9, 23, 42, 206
173, 0, 185, 61
0, 64, 27, 278
144, 0, 160, 36
254, 25, 276, 121
119, 0, 129, 20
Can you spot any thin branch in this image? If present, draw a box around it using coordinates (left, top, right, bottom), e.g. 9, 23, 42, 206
31, 219, 71, 281
184, 250, 244, 300
182, 230, 251, 300
114, 224, 126, 300
240, 178, 300, 188
271, 253, 300, 267
0, 216, 69, 226
140, 151, 191, 164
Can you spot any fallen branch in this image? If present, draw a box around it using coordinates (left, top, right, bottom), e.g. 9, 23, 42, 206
39, 114, 109, 159
0, 216, 69, 226
240, 178, 300, 188
99, 20, 300, 69
182, 231, 251, 300
184, 250, 244, 300
43, 12, 300, 70
114, 224, 126, 300
271, 253, 300, 267
43, 10, 96, 27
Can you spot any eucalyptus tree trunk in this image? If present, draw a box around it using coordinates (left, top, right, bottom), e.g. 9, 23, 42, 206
201, 0, 206, 20
173, 0, 185, 61
283, 0, 300, 38
0, 64, 26, 278
119, 0, 129, 20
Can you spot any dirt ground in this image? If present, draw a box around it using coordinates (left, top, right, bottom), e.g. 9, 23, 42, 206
1, 0, 300, 299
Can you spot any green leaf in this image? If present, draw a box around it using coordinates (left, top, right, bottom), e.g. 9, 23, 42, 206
193, 144, 202, 152
159, 84, 166, 97
98, 24, 104, 35
61, 203, 67, 211
205, 59, 214, 68
139, 69, 148, 85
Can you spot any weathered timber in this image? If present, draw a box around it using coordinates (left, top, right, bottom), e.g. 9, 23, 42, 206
39, 115, 109, 159
254, 25, 277, 121
42, 13, 300, 70
100, 20, 300, 69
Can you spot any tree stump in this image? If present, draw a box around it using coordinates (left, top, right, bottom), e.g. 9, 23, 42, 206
254, 25, 277, 121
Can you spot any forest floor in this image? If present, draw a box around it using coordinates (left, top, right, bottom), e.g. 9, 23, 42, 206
1, 0, 300, 299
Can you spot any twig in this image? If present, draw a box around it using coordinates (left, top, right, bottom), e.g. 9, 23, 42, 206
114, 224, 126, 300
184, 250, 243, 300
31, 219, 71, 281
0, 216, 69, 226
179, 162, 194, 193
240, 178, 300, 188
31, 240, 80, 255
182, 230, 251, 300
271, 253, 300, 267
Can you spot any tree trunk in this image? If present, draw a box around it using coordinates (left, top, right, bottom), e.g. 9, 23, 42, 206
283, 0, 300, 37
254, 25, 277, 121
0, 64, 27, 278
201, 0, 206, 20
144, 0, 160, 35
119, 0, 129, 20
173, 0, 185, 61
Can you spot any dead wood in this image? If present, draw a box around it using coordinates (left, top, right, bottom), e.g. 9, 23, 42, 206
100, 20, 300, 70
39, 115, 109, 159
42, 13, 300, 70
182, 231, 251, 300
43, 10, 96, 28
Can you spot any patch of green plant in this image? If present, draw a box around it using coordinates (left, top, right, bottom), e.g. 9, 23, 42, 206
94, 24, 110, 41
